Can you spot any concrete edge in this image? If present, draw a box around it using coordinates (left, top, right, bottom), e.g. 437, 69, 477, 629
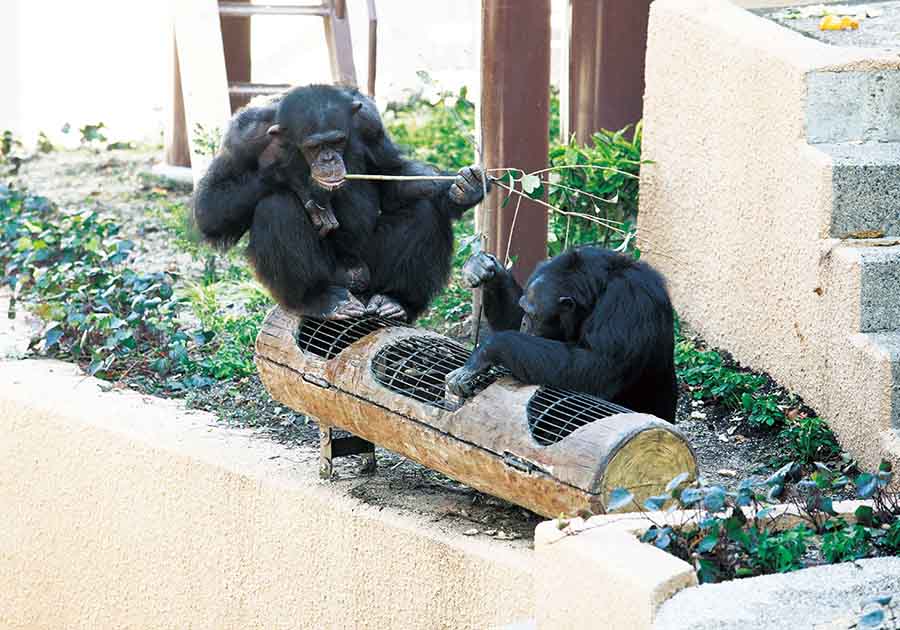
0, 357, 536, 629
532, 499, 876, 630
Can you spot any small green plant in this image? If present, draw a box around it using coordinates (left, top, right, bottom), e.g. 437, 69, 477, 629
605, 459, 900, 585
79, 122, 108, 146
385, 86, 477, 173
192, 123, 222, 157
184, 282, 272, 380
37, 131, 54, 153
822, 520, 873, 563
546, 125, 643, 255
780, 415, 842, 464
1, 129, 23, 157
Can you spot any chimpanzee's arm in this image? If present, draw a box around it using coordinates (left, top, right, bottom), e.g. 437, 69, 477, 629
447, 332, 630, 400
193, 158, 275, 249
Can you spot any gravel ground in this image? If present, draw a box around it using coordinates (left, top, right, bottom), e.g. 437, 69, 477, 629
8, 147, 810, 541
761, 1, 900, 49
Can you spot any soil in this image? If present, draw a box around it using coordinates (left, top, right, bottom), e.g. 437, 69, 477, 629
7, 147, 813, 542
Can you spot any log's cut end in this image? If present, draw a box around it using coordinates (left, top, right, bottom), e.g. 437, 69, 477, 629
595, 423, 698, 513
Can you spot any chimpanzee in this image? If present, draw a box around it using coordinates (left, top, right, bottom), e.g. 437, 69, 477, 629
193, 84, 487, 321
446, 246, 677, 422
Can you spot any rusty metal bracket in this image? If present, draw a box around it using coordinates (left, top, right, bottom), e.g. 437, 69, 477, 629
319, 425, 377, 480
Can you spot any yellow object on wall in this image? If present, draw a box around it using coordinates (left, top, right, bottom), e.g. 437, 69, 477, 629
819, 15, 860, 31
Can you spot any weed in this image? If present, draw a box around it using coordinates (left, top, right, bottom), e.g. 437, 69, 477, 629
780, 415, 842, 464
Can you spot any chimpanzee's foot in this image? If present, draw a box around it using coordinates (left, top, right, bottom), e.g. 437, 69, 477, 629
300, 286, 366, 320
365, 294, 407, 320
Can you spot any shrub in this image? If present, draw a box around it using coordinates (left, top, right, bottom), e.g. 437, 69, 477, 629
546, 125, 643, 255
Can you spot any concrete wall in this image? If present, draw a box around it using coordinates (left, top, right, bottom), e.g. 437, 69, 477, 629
0, 358, 534, 629
639, 0, 900, 469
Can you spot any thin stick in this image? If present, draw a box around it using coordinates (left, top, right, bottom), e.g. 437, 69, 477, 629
504, 191, 524, 267
344, 174, 458, 182
541, 179, 620, 209
493, 180, 629, 236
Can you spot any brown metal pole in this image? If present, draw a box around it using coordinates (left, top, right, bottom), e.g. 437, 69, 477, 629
480, 0, 551, 286
220, 0, 253, 112
567, 0, 651, 142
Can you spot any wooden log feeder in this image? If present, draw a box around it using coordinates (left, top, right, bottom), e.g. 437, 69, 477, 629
255, 307, 698, 518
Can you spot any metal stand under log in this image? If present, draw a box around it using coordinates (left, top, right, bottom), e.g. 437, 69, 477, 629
318, 425, 376, 479
255, 307, 697, 518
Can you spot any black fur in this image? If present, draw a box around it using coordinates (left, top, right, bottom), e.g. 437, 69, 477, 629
448, 246, 677, 422
192, 84, 485, 320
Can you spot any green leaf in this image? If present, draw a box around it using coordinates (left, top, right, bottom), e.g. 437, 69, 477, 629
697, 532, 719, 553
859, 608, 885, 628
606, 487, 634, 512
665, 472, 690, 493
520, 173, 541, 195
43, 327, 64, 348
855, 505, 875, 527
856, 473, 877, 499
643, 494, 668, 512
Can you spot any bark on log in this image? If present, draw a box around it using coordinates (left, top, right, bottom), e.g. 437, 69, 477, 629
255, 307, 697, 518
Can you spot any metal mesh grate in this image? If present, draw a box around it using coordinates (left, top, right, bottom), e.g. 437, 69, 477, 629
296, 316, 402, 360
527, 388, 630, 446
371, 336, 501, 411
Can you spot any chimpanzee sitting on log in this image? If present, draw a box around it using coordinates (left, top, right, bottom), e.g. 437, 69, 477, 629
446, 246, 677, 422
192, 84, 488, 322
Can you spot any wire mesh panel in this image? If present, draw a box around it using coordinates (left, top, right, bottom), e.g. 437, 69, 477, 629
371, 336, 501, 411
296, 316, 403, 360
527, 388, 631, 446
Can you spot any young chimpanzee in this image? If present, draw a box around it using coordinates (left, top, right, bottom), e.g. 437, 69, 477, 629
446, 246, 677, 422
193, 84, 487, 321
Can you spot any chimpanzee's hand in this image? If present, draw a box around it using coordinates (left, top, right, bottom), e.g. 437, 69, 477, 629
446, 348, 492, 398
460, 251, 504, 288
304, 200, 340, 238
257, 134, 284, 169
448, 165, 490, 207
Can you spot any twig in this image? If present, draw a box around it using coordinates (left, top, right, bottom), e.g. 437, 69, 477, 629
504, 192, 524, 268
493, 180, 630, 236
489, 164, 639, 180
344, 174, 458, 182
542, 178, 620, 208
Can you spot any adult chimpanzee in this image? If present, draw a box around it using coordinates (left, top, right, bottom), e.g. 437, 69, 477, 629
446, 246, 677, 422
193, 84, 487, 321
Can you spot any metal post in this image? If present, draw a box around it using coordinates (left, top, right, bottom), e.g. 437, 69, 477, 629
220, 0, 253, 113
479, 0, 551, 286
565, 0, 652, 142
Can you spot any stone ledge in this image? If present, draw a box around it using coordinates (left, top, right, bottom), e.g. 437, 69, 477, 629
0, 358, 534, 629
534, 501, 894, 630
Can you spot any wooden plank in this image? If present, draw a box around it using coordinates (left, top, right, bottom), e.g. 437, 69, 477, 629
173, 0, 233, 184
323, 0, 358, 87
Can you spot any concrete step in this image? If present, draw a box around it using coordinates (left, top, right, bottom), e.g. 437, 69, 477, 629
817, 142, 900, 238
827, 331, 900, 470
827, 239, 900, 333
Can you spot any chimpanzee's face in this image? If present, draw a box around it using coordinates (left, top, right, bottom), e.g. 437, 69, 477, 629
271, 97, 362, 192
519, 274, 577, 341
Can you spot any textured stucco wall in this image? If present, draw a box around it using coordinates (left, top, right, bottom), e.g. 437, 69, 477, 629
0, 359, 533, 630
639, 0, 900, 468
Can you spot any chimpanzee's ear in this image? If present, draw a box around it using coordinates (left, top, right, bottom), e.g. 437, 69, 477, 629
351, 101, 364, 114
266, 124, 282, 136
558, 296, 576, 311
